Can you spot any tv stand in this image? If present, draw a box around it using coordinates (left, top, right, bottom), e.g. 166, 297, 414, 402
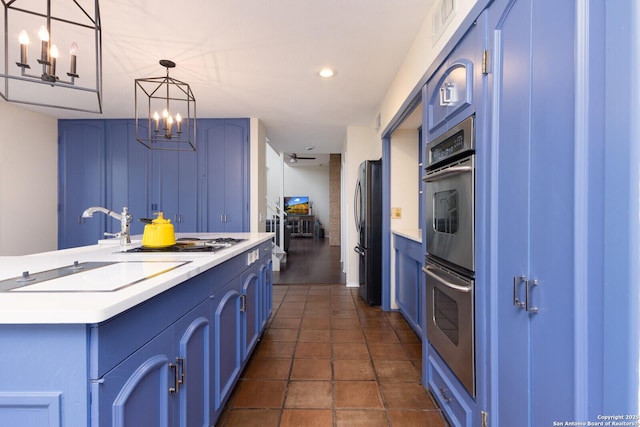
288, 215, 315, 237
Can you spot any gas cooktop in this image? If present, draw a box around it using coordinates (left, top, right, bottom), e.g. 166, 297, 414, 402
125, 237, 246, 253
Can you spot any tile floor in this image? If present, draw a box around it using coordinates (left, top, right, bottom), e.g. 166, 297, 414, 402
216, 284, 449, 426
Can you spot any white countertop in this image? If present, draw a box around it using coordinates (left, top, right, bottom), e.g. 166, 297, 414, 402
391, 228, 423, 243
0, 233, 273, 325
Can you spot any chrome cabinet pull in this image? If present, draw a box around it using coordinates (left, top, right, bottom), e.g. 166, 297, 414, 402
525, 279, 539, 314
176, 357, 185, 386
513, 275, 526, 309
169, 362, 179, 393
439, 387, 453, 403
439, 82, 457, 106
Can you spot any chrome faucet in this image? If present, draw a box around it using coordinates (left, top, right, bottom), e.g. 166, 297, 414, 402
82, 206, 133, 246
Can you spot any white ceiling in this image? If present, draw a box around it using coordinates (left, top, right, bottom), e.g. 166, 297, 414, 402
9, 0, 434, 156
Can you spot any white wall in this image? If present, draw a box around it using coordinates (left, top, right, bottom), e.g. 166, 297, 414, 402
250, 118, 267, 232
390, 128, 420, 231
0, 102, 58, 255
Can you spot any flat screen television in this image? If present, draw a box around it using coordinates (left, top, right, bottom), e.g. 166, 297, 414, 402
284, 196, 309, 215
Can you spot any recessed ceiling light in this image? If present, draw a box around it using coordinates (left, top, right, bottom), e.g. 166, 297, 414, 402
318, 68, 336, 78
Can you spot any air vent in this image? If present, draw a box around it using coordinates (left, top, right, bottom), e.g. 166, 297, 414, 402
432, 0, 456, 45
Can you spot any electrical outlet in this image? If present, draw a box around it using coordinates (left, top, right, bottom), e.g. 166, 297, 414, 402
391, 207, 402, 219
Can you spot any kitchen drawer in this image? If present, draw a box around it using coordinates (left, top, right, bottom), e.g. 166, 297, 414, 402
428, 350, 473, 427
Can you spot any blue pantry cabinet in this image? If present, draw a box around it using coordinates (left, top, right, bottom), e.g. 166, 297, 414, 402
58, 118, 250, 248
58, 121, 106, 249
487, 0, 576, 424
197, 119, 250, 232
393, 233, 423, 336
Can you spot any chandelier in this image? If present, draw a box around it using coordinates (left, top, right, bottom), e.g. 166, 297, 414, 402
135, 59, 196, 151
0, 0, 103, 113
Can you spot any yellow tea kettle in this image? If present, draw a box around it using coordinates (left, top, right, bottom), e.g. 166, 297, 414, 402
141, 212, 176, 248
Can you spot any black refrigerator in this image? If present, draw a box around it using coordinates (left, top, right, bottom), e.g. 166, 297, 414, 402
353, 159, 382, 305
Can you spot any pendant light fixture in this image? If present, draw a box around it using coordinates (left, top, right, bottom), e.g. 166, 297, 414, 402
135, 59, 196, 151
0, 0, 103, 113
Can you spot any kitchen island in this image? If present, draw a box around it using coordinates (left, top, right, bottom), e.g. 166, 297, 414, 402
0, 233, 273, 427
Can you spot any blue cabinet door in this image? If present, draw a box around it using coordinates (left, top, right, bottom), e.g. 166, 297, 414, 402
149, 148, 197, 233
198, 119, 249, 232
97, 327, 176, 427
58, 120, 105, 248
241, 269, 260, 361
174, 299, 211, 427
211, 281, 242, 411
105, 120, 150, 236
489, 0, 576, 424
425, 19, 484, 140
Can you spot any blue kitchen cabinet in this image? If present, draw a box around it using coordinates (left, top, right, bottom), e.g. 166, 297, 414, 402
241, 266, 261, 362
149, 147, 198, 232
425, 18, 484, 140
105, 120, 150, 236
393, 233, 423, 336
259, 246, 274, 330
58, 120, 106, 248
211, 279, 243, 413
488, 0, 576, 424
197, 119, 250, 232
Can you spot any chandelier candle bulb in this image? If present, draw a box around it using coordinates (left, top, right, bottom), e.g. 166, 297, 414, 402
68, 42, 78, 76
153, 111, 160, 132
18, 30, 29, 66
38, 26, 49, 64
49, 44, 58, 77
176, 113, 182, 134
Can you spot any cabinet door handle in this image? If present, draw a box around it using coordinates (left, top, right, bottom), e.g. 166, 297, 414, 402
169, 362, 179, 393
525, 279, 539, 314
176, 357, 185, 386
439, 82, 456, 106
513, 275, 526, 309
439, 387, 453, 403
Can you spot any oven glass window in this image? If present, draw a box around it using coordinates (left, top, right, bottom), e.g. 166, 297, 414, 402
434, 287, 459, 345
433, 190, 458, 234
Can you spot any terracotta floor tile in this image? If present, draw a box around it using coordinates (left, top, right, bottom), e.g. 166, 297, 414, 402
231, 380, 286, 408
364, 329, 401, 344
333, 342, 370, 359
303, 309, 331, 318
332, 329, 365, 342
243, 357, 292, 379
301, 317, 331, 329
284, 381, 333, 408
254, 341, 296, 359
280, 409, 333, 427
373, 360, 421, 382
220, 409, 281, 427
269, 317, 301, 329
404, 342, 423, 360
369, 343, 409, 360
331, 309, 359, 318
262, 328, 299, 342
334, 381, 384, 408
291, 358, 332, 380
388, 410, 449, 426
335, 409, 389, 427
379, 382, 438, 410
332, 317, 362, 330
295, 341, 332, 358
333, 359, 375, 380
298, 329, 331, 342
396, 329, 421, 344
283, 294, 307, 302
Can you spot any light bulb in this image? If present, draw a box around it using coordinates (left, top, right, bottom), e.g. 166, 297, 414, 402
19, 30, 29, 45
69, 42, 78, 56
50, 44, 59, 58
162, 109, 169, 119
38, 26, 49, 42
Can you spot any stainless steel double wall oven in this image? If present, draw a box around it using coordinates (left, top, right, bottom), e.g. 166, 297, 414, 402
423, 115, 476, 397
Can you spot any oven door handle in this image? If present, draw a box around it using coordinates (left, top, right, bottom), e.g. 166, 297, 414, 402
424, 165, 472, 182
422, 265, 472, 293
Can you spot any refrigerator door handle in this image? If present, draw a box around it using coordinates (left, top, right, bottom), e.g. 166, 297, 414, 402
353, 245, 365, 256
354, 179, 361, 233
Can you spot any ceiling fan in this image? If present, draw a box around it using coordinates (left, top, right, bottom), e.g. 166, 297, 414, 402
287, 153, 316, 163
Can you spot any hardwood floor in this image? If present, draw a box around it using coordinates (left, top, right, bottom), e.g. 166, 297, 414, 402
273, 237, 346, 285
